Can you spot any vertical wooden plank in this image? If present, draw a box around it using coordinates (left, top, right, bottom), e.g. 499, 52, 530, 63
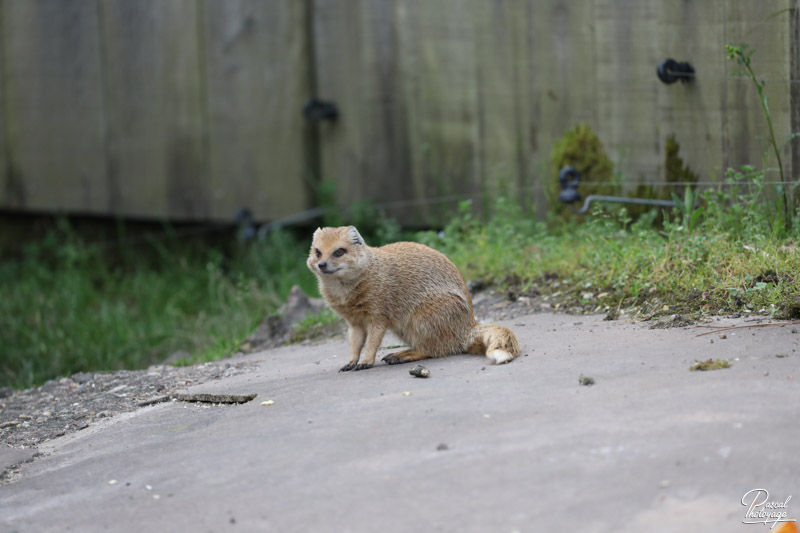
101, 0, 208, 220
471, 0, 532, 202
202, 0, 311, 221
528, 0, 598, 210
394, 0, 481, 221
0, 0, 10, 208
656, 2, 727, 184
790, 0, 800, 205
312, 0, 365, 204
724, 0, 794, 184
2, 0, 106, 213
593, 0, 660, 188
313, 0, 417, 220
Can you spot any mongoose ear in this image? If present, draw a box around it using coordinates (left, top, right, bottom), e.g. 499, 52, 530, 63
312, 227, 322, 240
347, 226, 364, 246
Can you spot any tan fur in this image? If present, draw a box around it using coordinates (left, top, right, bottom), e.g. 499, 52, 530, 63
307, 226, 521, 372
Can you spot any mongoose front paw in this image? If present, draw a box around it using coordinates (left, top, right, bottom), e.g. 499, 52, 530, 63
353, 363, 373, 371
339, 362, 359, 372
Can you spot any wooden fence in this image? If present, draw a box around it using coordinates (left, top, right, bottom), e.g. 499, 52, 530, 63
0, 0, 797, 223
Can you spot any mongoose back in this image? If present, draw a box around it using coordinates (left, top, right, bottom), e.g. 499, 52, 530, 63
307, 226, 521, 372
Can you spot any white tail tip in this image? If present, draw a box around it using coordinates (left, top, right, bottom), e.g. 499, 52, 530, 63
487, 349, 514, 365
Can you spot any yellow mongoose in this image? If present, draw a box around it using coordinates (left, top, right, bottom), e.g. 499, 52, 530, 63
307, 226, 521, 372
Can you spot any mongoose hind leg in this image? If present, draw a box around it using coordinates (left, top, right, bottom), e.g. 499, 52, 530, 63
382, 349, 429, 365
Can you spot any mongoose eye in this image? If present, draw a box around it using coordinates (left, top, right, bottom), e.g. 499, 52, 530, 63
333, 248, 347, 258
315, 248, 321, 258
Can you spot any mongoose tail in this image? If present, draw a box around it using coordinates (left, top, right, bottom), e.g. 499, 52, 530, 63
466, 323, 521, 364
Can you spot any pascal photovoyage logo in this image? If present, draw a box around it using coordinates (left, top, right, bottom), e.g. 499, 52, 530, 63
742, 489, 796, 529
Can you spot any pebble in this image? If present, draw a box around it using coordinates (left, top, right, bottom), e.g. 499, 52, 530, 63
409, 365, 430, 378
260, 400, 274, 406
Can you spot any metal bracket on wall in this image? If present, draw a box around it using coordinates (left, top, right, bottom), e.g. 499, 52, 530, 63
656, 59, 695, 84
303, 99, 339, 122
557, 166, 679, 214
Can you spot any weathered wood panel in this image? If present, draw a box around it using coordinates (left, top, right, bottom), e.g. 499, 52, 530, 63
396, 0, 481, 221
593, 0, 660, 187
2, 0, 107, 213
656, 1, 726, 183
471, 0, 532, 202
724, 0, 794, 182
0, 1, 10, 208
313, 0, 418, 218
314, 0, 534, 221
0, 0, 798, 223
528, 0, 598, 209
790, 0, 800, 199
202, 0, 310, 221
101, 0, 208, 220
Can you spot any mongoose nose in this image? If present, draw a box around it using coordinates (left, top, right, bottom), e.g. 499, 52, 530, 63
319, 261, 328, 271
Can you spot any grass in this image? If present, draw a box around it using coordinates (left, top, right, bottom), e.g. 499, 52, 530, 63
0, 223, 316, 389
416, 175, 800, 321
2, 167, 799, 389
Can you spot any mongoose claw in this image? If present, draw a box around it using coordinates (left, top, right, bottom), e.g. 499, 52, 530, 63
353, 363, 373, 371
339, 362, 358, 372
381, 354, 403, 365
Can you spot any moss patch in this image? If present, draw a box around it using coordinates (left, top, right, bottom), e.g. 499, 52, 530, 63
689, 359, 731, 371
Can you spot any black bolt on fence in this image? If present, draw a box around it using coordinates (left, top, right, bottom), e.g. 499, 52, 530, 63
656, 59, 695, 84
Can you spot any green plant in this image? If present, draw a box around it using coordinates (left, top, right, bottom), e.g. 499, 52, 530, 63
290, 308, 343, 343
726, 42, 792, 229
671, 187, 704, 232
624, 135, 699, 222
701, 165, 785, 239
665, 134, 699, 197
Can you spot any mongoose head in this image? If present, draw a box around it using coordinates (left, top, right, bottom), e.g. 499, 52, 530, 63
307, 226, 370, 282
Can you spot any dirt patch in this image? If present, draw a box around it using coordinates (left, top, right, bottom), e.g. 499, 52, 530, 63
649, 314, 695, 330
0, 361, 258, 448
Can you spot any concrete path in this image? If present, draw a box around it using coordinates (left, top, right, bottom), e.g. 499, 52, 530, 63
1, 314, 798, 532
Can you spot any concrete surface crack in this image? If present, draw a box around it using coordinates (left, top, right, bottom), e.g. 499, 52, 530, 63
138, 393, 257, 407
